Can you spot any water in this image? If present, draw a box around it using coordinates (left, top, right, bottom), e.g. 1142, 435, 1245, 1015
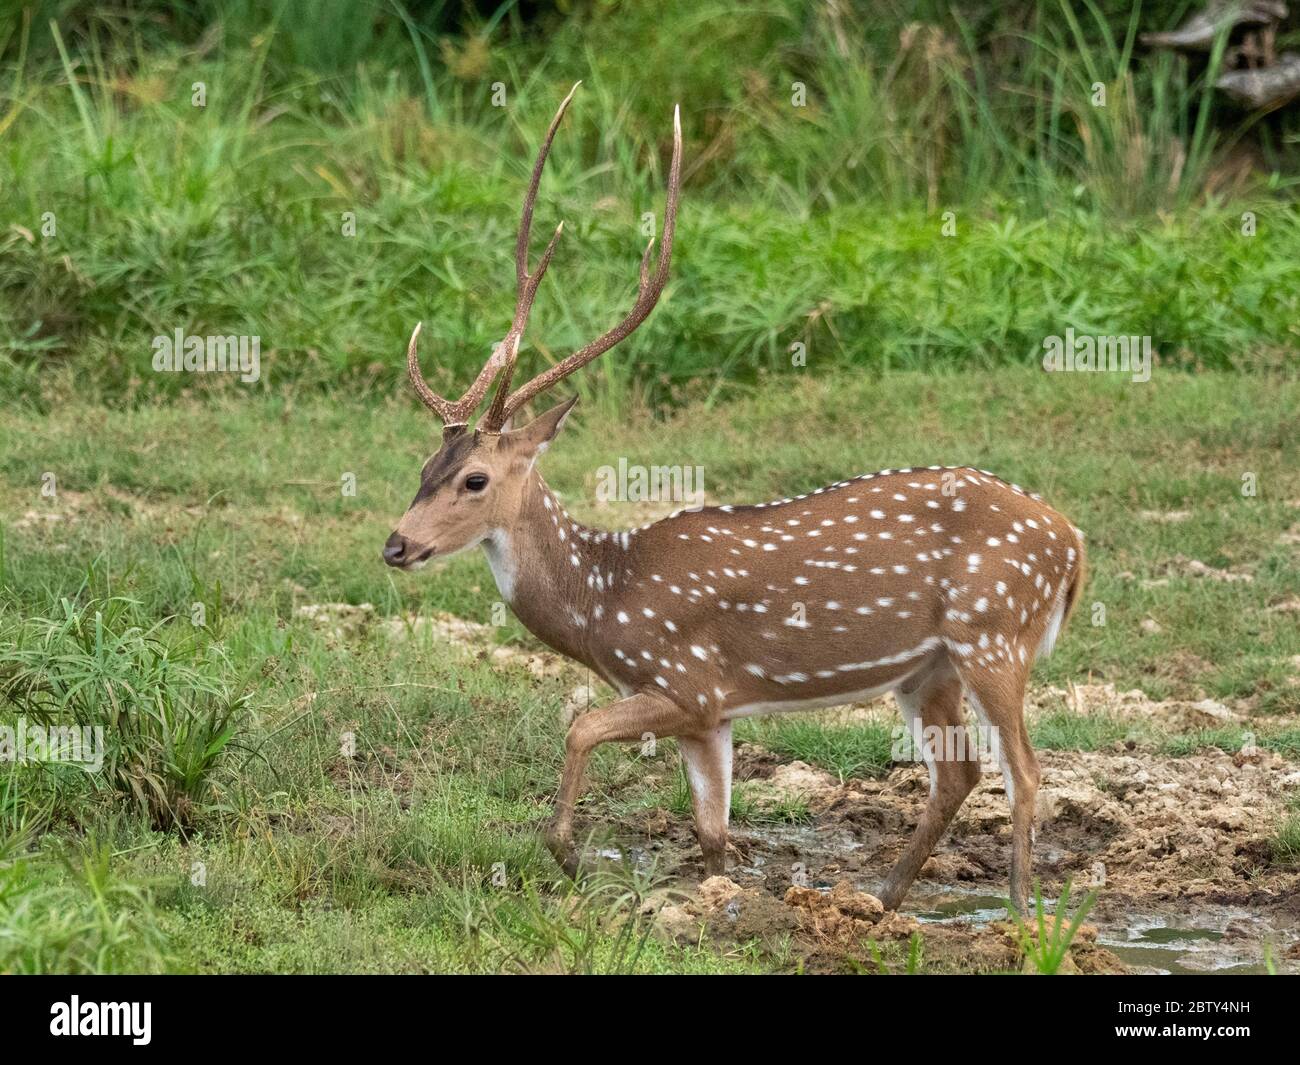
1099, 917, 1273, 975
905, 886, 1285, 974
911, 892, 1014, 925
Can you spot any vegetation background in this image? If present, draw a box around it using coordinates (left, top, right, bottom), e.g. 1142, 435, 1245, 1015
0, 0, 1297, 973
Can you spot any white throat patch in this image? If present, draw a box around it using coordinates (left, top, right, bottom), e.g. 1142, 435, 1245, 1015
482, 531, 517, 602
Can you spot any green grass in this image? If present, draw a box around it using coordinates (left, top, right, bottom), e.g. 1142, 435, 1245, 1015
3, 368, 1295, 702
0, 595, 247, 830
1014, 878, 1098, 975
1, 367, 1296, 972
1031, 710, 1134, 752
659, 766, 813, 826
3, 2, 1299, 406
736, 717, 896, 781
0, 832, 170, 974
1269, 795, 1300, 868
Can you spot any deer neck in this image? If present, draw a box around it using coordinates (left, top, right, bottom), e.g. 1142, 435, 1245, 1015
481, 471, 618, 669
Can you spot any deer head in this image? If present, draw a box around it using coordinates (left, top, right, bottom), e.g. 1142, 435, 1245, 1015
383, 85, 682, 569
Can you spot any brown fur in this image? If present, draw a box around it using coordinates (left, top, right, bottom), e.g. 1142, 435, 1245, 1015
386, 424, 1085, 911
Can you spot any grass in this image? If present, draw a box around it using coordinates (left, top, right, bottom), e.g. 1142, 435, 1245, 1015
860, 932, 927, 976
1014, 878, 1098, 975
3, 3, 1299, 407
1271, 797, 1300, 868
1, 367, 1297, 972
0, 595, 247, 830
4, 368, 1295, 703
737, 716, 896, 781
0, 832, 170, 974
661, 768, 814, 827
1031, 710, 1133, 751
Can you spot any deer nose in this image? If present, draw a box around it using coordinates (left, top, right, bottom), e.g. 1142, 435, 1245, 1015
383, 532, 408, 566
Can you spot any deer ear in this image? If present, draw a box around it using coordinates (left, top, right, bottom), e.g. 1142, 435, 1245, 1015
503, 395, 578, 455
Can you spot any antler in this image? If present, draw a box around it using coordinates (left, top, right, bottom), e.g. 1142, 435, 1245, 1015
405, 87, 683, 433
407, 84, 579, 430
480, 82, 581, 428
478, 100, 683, 431
406, 322, 508, 428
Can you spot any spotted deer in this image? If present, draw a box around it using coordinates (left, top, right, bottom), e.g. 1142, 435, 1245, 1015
383, 87, 1086, 913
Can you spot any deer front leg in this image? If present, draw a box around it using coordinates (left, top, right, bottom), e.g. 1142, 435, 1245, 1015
546, 690, 694, 878
678, 724, 733, 877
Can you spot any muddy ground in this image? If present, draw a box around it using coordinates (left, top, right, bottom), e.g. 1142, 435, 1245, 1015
614, 734, 1300, 973
578, 681, 1299, 973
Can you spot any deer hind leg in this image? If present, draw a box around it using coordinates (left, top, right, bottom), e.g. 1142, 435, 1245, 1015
547, 690, 694, 879
962, 668, 1039, 914
878, 659, 982, 911
677, 724, 733, 877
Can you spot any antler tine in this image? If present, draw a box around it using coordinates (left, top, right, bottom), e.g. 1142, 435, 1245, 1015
406, 85, 580, 431
483, 219, 563, 426
488, 103, 683, 429
406, 322, 509, 428
482, 83, 581, 429
406, 323, 448, 419
516, 82, 580, 291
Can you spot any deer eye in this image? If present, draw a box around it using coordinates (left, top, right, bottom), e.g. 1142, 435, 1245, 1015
464, 473, 489, 492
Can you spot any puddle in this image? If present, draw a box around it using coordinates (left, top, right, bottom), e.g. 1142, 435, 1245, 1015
904, 886, 1293, 974
1103, 934, 1263, 976
909, 891, 1011, 925
1097, 914, 1277, 975
578, 813, 1300, 973
586, 843, 659, 879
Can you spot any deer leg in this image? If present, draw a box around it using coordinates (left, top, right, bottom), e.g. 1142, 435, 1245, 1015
878, 662, 981, 911
546, 690, 693, 878
677, 724, 733, 877
964, 673, 1039, 914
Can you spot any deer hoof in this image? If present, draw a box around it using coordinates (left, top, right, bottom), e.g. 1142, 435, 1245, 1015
544, 822, 579, 878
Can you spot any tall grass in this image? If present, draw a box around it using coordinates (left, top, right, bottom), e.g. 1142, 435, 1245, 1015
6, 0, 1287, 203
1, 1, 1297, 407
0, 596, 248, 829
